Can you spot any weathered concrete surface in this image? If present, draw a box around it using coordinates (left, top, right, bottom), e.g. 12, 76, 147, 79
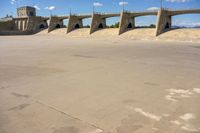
90, 14, 107, 34
67, 15, 91, 34
156, 9, 200, 36
156, 9, 172, 36
67, 15, 83, 33
48, 16, 65, 33
0, 17, 48, 35
0, 35, 200, 133
119, 12, 135, 35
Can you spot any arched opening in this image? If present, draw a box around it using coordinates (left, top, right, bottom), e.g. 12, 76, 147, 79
127, 23, 132, 28
165, 22, 170, 29
63, 19, 68, 28
39, 24, 45, 29
83, 18, 91, 28
106, 17, 120, 28
98, 23, 103, 28
29, 12, 34, 16
56, 24, 60, 28
75, 24, 80, 29
135, 16, 156, 28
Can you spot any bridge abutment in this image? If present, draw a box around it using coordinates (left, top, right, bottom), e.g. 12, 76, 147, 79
26, 17, 48, 32
48, 16, 64, 33
67, 15, 83, 33
156, 9, 172, 36
90, 13, 106, 34
119, 12, 135, 35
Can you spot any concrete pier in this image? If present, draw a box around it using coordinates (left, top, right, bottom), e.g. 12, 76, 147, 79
90, 13, 106, 34
48, 16, 67, 33
156, 9, 200, 36
119, 11, 135, 35
156, 9, 172, 36
67, 15, 83, 33
67, 15, 91, 33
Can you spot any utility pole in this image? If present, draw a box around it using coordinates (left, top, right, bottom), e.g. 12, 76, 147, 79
160, 0, 163, 9
50, 10, 52, 16
122, 0, 125, 12
32, 0, 35, 6
93, 4, 95, 13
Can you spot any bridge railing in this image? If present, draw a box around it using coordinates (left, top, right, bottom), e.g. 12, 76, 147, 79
161, 8, 200, 11
75, 13, 92, 16
94, 12, 120, 15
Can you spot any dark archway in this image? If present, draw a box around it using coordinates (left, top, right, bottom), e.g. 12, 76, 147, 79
39, 24, 45, 29
165, 22, 170, 29
98, 23, 103, 29
127, 23, 132, 28
56, 24, 61, 28
75, 24, 80, 29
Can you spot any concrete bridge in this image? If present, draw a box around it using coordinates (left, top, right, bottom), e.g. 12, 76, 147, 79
1, 8, 200, 36
119, 11, 158, 35
48, 16, 68, 32
67, 14, 91, 33
90, 13, 120, 34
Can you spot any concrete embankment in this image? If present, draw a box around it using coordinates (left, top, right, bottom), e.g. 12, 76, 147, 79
36, 28, 200, 43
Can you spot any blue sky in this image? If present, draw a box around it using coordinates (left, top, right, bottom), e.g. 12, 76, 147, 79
0, 0, 200, 26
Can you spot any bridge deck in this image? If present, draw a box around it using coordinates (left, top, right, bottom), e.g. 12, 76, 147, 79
169, 9, 200, 16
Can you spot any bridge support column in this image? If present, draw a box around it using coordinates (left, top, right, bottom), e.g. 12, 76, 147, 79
67, 15, 83, 33
90, 13, 106, 34
156, 9, 171, 36
119, 11, 135, 35
26, 17, 48, 33
48, 16, 63, 33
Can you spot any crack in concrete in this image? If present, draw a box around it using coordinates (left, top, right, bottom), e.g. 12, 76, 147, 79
35, 100, 104, 132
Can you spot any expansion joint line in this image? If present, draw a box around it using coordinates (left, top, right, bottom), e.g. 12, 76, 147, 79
34, 100, 104, 132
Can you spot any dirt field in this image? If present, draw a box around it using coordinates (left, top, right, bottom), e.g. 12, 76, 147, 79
0, 34, 200, 133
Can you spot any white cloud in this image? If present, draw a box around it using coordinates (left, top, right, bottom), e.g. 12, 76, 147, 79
173, 19, 200, 27
11, 0, 16, 5
165, 0, 191, 3
147, 7, 160, 11
93, 2, 103, 7
191, 22, 200, 27
119, 1, 128, 6
45, 6, 56, 11
33, 5, 40, 10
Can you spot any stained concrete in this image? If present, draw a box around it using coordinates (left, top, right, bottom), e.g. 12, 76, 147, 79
0, 35, 200, 133
119, 12, 135, 35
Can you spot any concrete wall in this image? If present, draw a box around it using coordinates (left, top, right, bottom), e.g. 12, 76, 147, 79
48, 16, 64, 33
14, 18, 29, 31
0, 16, 48, 35
0, 30, 32, 35
26, 17, 48, 32
67, 15, 83, 33
0, 20, 15, 31
90, 14, 106, 34
119, 12, 135, 35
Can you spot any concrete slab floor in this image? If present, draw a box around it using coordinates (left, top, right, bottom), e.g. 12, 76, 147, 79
0, 36, 200, 133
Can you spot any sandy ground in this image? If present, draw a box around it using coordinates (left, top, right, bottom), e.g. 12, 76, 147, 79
36, 28, 200, 43
0, 35, 200, 133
